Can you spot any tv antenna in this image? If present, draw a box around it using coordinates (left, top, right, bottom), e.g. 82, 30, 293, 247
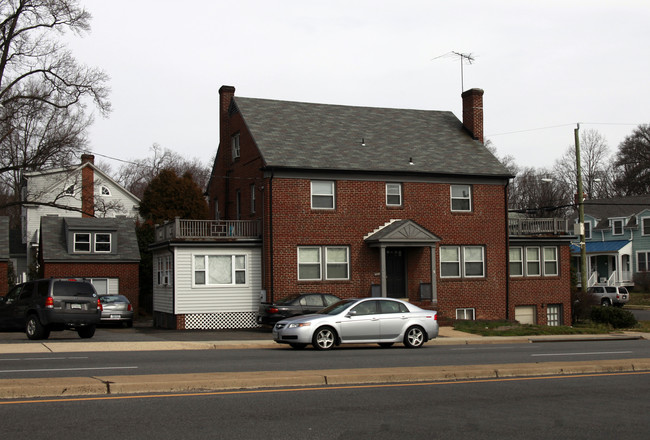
433, 51, 476, 93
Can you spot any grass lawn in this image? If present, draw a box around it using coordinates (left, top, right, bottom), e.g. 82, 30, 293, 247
628, 291, 650, 307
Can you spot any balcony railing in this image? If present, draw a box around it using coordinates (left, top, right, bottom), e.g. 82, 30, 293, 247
155, 218, 262, 242
508, 218, 572, 236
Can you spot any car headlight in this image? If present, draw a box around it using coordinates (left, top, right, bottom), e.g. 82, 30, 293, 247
288, 322, 311, 328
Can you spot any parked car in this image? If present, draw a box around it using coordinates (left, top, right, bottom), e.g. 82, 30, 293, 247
99, 295, 134, 327
0, 278, 101, 340
257, 293, 340, 326
273, 298, 439, 350
587, 285, 630, 307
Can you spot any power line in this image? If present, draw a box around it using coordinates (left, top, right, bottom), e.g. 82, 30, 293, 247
488, 122, 641, 138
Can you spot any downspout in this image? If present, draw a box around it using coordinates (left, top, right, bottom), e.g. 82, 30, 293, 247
505, 179, 510, 320
268, 172, 274, 303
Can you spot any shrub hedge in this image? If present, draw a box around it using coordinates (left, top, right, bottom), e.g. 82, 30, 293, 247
590, 306, 638, 329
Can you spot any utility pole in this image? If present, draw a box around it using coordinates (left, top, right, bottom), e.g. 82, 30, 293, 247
575, 124, 588, 291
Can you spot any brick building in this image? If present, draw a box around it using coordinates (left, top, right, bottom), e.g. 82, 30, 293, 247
151, 86, 574, 329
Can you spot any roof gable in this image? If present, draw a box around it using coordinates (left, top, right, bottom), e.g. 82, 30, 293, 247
365, 219, 441, 246
233, 96, 511, 178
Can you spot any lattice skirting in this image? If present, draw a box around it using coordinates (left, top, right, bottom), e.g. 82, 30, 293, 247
184, 312, 259, 330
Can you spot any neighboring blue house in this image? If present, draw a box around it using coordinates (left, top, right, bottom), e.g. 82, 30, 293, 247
571, 196, 650, 288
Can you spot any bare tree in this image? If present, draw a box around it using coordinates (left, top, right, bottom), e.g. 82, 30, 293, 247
552, 129, 614, 202
508, 167, 569, 217
613, 124, 650, 196
114, 144, 210, 199
0, 0, 110, 212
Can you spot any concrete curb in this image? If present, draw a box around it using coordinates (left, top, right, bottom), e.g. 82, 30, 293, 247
1, 358, 649, 399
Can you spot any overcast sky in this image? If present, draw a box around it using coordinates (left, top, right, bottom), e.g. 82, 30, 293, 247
66, 0, 649, 173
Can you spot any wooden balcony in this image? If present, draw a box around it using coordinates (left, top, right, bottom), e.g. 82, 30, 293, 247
155, 218, 262, 242
508, 218, 572, 237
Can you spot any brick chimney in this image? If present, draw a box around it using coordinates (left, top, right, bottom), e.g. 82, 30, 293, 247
461, 88, 484, 143
219, 85, 235, 149
80, 154, 95, 217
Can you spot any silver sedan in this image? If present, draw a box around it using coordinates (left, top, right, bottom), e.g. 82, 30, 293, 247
272, 298, 438, 350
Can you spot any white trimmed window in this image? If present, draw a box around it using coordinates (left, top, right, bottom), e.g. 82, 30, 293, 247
231, 133, 240, 160
386, 183, 402, 206
64, 184, 75, 195
450, 185, 472, 212
526, 247, 541, 276
643, 217, 650, 236
509, 247, 523, 276
311, 181, 335, 209
509, 246, 559, 277
543, 247, 558, 276
157, 255, 173, 286
193, 254, 247, 286
298, 246, 349, 281
584, 221, 592, 239
100, 185, 111, 196
95, 233, 111, 253
612, 218, 624, 235
637, 251, 650, 272
440, 245, 485, 278
547, 304, 562, 326
74, 233, 90, 252
456, 308, 475, 320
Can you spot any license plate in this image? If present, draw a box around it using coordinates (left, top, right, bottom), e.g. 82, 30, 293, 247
110, 314, 120, 319
71, 303, 82, 310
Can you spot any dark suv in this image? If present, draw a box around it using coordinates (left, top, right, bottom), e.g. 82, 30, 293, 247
0, 278, 102, 340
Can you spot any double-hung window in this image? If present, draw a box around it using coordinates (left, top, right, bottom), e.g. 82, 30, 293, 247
95, 233, 111, 253
450, 185, 472, 212
642, 218, 650, 236
194, 254, 247, 286
543, 247, 558, 276
386, 183, 402, 206
311, 181, 335, 209
612, 219, 624, 235
526, 247, 541, 276
298, 246, 349, 280
509, 247, 523, 276
231, 133, 240, 160
440, 245, 485, 278
74, 233, 91, 252
638, 251, 650, 272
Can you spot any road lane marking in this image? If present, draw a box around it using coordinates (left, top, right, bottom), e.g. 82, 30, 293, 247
0, 366, 138, 374
0, 356, 90, 362
531, 351, 633, 357
1, 370, 648, 405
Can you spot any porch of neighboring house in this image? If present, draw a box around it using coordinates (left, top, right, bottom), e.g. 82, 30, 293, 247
570, 240, 633, 288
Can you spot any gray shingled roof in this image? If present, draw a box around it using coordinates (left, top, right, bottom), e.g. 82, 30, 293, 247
583, 196, 650, 229
233, 97, 512, 178
40, 217, 140, 262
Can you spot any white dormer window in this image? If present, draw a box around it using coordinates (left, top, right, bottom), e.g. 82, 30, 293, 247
64, 185, 75, 195
612, 219, 624, 236
101, 186, 111, 196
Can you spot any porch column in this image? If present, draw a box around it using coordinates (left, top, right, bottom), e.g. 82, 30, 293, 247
380, 245, 387, 298
430, 245, 437, 302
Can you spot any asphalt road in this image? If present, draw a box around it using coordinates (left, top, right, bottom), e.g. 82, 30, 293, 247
1, 339, 649, 379
1, 371, 648, 440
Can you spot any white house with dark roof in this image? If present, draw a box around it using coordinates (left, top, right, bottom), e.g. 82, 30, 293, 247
20, 154, 140, 281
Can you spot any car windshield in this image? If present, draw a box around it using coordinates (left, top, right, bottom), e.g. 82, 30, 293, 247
319, 299, 357, 315
275, 294, 301, 305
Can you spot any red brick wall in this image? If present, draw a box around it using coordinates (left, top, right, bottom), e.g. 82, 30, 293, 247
508, 245, 572, 325
42, 263, 139, 314
81, 164, 94, 217
267, 178, 509, 322
0, 262, 8, 295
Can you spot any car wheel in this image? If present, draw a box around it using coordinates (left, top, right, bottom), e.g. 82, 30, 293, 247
404, 326, 425, 348
378, 343, 394, 348
77, 325, 96, 339
26, 315, 48, 340
289, 343, 307, 349
312, 326, 336, 350
601, 298, 611, 307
